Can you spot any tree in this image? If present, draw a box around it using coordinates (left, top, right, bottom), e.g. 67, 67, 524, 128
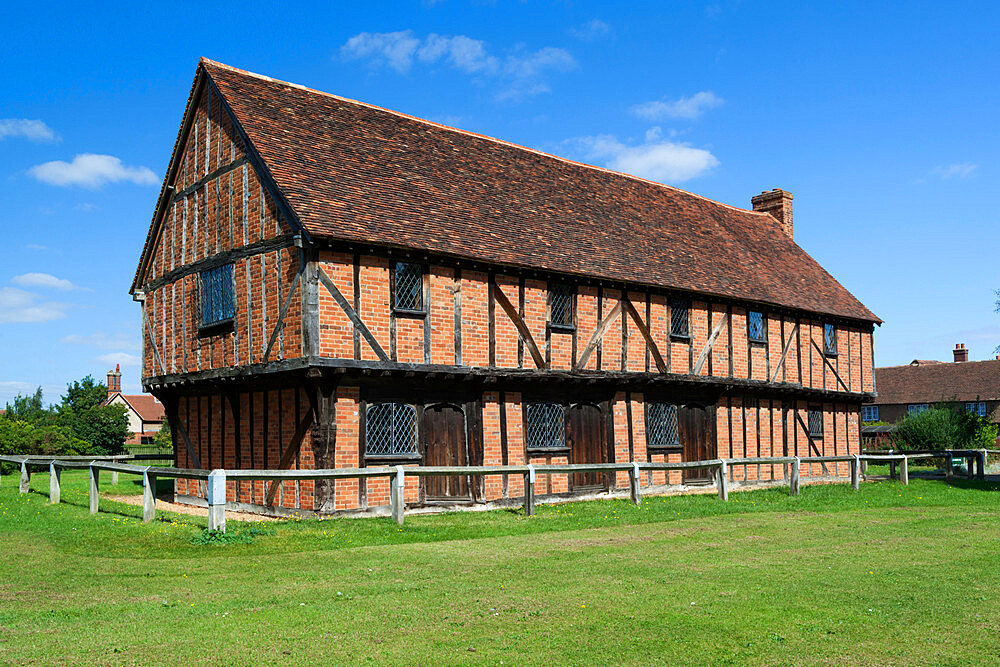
57, 403, 132, 455
60, 375, 106, 413
2, 387, 49, 423
153, 420, 172, 450
892, 403, 997, 450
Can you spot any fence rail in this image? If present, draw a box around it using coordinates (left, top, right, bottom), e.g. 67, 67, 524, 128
0, 449, 988, 533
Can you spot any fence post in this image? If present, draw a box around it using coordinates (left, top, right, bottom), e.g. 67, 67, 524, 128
978, 450, 987, 480
19, 461, 30, 494
889, 459, 896, 480
142, 467, 156, 523
524, 464, 536, 516
790, 457, 800, 496
900, 456, 908, 485
89, 464, 100, 514
851, 455, 860, 491
49, 462, 61, 504
716, 461, 729, 501
391, 465, 405, 527
629, 462, 641, 506
945, 453, 954, 481
207, 469, 227, 532
861, 457, 868, 476
112, 470, 119, 486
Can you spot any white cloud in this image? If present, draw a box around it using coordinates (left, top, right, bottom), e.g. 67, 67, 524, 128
631, 91, 724, 121
933, 163, 978, 179
570, 19, 611, 41
11, 273, 81, 291
25, 244, 48, 251
63, 332, 139, 351
340, 30, 576, 101
0, 118, 57, 142
28, 153, 158, 188
567, 133, 719, 183
97, 352, 141, 367
0, 287, 70, 323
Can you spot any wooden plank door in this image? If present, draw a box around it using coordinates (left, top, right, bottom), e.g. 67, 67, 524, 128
422, 404, 470, 500
680, 405, 715, 483
566, 404, 605, 490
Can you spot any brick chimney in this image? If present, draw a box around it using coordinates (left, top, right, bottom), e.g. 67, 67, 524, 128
953, 343, 968, 363
107, 364, 121, 396
752, 189, 794, 239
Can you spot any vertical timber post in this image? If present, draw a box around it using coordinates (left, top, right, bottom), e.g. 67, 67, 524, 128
945, 453, 954, 481
851, 455, 860, 491
392, 466, 405, 527
524, 464, 536, 516
790, 457, 801, 496
49, 462, 60, 504
716, 461, 729, 501
900, 456, 908, 485
20, 461, 29, 494
207, 469, 227, 532
89, 464, 100, 514
142, 467, 156, 523
629, 462, 641, 506
978, 450, 986, 481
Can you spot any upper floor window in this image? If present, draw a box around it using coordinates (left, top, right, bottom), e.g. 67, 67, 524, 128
966, 401, 988, 417
393, 262, 424, 312
200, 264, 234, 330
670, 300, 690, 338
823, 323, 837, 355
365, 403, 418, 456
548, 284, 574, 329
748, 310, 766, 343
808, 407, 823, 437
646, 402, 679, 448
525, 402, 565, 449
862, 405, 879, 422
907, 403, 929, 415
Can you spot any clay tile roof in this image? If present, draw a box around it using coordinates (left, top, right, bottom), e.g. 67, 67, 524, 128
874, 359, 1000, 404
120, 394, 165, 422
160, 59, 878, 323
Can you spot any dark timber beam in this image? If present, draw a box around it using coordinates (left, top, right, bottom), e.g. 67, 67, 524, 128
575, 300, 622, 371
769, 323, 800, 384
316, 265, 389, 362
693, 318, 727, 376
621, 297, 666, 373
492, 284, 545, 369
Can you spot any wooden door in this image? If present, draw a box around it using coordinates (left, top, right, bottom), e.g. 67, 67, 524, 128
422, 404, 470, 500
679, 405, 715, 483
566, 404, 605, 490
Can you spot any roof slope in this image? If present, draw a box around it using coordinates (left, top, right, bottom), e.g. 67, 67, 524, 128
192, 60, 877, 322
104, 393, 165, 422
874, 360, 1000, 404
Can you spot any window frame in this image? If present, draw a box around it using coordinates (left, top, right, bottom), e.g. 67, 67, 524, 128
965, 401, 988, 417
823, 323, 838, 356
747, 310, 767, 344
391, 261, 427, 316
547, 283, 576, 332
524, 402, 568, 452
198, 263, 235, 335
645, 402, 681, 450
670, 299, 691, 339
364, 402, 420, 460
807, 406, 824, 437
907, 403, 929, 415
861, 405, 879, 422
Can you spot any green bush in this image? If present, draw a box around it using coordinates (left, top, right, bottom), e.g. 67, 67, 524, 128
892, 404, 996, 451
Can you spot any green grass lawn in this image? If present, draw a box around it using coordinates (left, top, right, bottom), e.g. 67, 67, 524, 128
2, 470, 1000, 665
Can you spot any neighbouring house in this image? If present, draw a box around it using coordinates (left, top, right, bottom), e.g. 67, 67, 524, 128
101, 365, 165, 446
132, 59, 879, 514
864, 344, 1000, 446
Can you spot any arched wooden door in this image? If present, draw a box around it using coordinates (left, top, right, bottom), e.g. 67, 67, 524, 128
679, 404, 715, 483
422, 404, 470, 500
566, 404, 606, 490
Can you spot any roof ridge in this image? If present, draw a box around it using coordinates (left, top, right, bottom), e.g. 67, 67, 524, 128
878, 358, 1000, 370
198, 58, 773, 221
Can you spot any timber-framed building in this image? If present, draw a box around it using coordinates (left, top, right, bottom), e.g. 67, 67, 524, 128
133, 59, 880, 513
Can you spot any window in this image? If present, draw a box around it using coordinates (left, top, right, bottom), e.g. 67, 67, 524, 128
525, 403, 565, 449
823, 323, 837, 355
365, 403, 418, 456
966, 401, 988, 417
548, 284, 574, 329
862, 405, 879, 422
907, 403, 929, 415
646, 403, 679, 447
200, 264, 234, 329
670, 300, 690, 338
808, 407, 823, 437
748, 310, 766, 343
393, 262, 424, 312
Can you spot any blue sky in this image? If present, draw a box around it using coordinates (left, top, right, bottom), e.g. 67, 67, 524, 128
1, 1, 997, 404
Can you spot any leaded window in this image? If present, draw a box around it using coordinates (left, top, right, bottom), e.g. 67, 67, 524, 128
808, 407, 823, 437
907, 403, 929, 415
394, 262, 423, 312
670, 300, 690, 337
525, 402, 565, 449
646, 402, 679, 447
966, 401, 988, 417
200, 264, 234, 329
549, 284, 574, 328
748, 310, 766, 343
823, 323, 837, 355
862, 405, 879, 422
365, 403, 417, 456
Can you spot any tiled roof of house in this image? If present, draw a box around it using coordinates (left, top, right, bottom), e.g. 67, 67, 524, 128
137, 59, 879, 323
874, 359, 1000, 404
104, 393, 165, 423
